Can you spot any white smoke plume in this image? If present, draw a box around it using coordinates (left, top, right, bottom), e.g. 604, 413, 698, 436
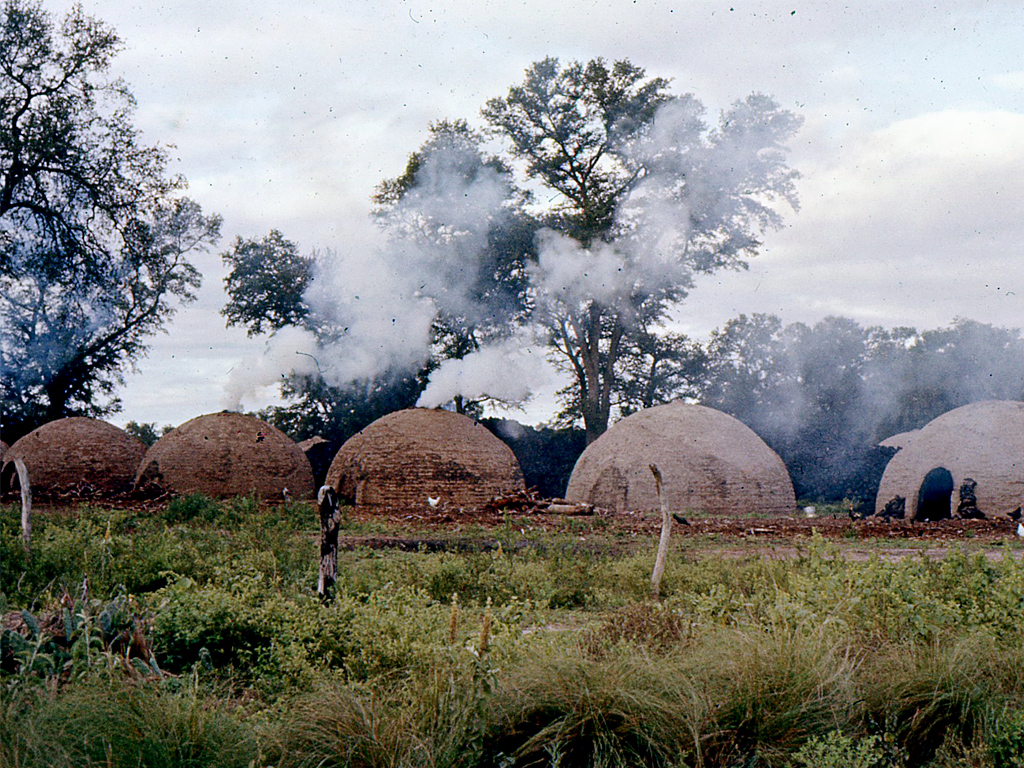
416, 332, 552, 408
303, 246, 439, 386
529, 230, 632, 311
222, 137, 516, 408
222, 325, 321, 410
226, 94, 795, 414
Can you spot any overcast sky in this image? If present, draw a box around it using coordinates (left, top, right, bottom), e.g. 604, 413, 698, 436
44, 0, 1024, 428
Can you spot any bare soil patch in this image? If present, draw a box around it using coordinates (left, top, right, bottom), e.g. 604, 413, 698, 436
334, 505, 1024, 561
347, 504, 1021, 540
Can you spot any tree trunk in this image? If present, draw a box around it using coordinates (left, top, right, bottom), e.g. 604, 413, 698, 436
44, 376, 71, 423
317, 486, 341, 601
582, 399, 610, 444
576, 309, 623, 444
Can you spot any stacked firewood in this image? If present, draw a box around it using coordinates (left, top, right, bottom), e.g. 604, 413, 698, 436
484, 488, 596, 516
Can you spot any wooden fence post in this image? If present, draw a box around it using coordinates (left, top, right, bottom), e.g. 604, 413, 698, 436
317, 485, 340, 601
13, 458, 32, 554
649, 464, 672, 600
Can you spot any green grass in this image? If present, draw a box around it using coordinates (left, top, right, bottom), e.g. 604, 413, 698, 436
1, 676, 259, 768
4, 501, 1024, 767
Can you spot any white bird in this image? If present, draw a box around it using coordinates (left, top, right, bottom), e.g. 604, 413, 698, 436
803, 506, 817, 519
1016, 522, 1024, 538
427, 496, 440, 508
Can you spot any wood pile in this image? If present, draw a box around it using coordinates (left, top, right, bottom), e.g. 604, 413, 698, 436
484, 488, 596, 516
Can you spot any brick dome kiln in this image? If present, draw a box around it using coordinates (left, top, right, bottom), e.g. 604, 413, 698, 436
565, 402, 796, 515
875, 400, 1024, 520
134, 412, 314, 499
324, 408, 524, 512
1, 417, 145, 498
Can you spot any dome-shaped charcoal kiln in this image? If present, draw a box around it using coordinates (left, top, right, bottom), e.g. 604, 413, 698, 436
324, 408, 525, 513
134, 412, 314, 500
565, 402, 796, 516
1, 417, 145, 498
875, 400, 1024, 520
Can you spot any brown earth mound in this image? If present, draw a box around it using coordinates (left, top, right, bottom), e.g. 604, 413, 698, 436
565, 402, 796, 516
325, 408, 524, 513
1, 418, 145, 498
135, 412, 314, 500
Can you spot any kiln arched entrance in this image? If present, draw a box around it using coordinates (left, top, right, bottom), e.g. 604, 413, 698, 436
915, 467, 954, 521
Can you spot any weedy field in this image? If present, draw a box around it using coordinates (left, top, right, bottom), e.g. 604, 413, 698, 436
3, 497, 1024, 768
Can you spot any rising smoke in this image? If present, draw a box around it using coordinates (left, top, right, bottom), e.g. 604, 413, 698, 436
226, 92, 795, 414
417, 331, 552, 408
223, 137, 515, 409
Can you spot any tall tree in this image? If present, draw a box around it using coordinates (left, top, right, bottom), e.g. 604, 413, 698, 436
0, 1, 220, 438
482, 57, 802, 441
1, 0, 178, 276
701, 313, 797, 435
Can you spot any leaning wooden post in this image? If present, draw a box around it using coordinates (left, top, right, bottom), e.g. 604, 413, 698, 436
317, 485, 341, 601
649, 464, 672, 600
13, 458, 32, 554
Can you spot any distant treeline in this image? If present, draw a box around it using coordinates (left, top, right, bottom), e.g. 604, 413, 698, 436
486, 316, 1024, 508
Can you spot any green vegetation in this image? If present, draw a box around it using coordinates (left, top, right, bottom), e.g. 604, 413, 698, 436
3, 500, 1024, 767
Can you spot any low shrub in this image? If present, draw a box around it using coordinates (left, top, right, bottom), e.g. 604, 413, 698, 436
162, 493, 223, 525
791, 731, 895, 768
989, 706, 1024, 768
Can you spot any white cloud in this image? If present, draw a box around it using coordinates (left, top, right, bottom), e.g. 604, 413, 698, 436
794, 110, 1024, 253
676, 109, 1024, 336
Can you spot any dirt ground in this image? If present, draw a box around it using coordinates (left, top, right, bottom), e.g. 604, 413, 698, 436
346, 504, 1020, 541
17, 497, 1024, 560
331, 505, 1024, 564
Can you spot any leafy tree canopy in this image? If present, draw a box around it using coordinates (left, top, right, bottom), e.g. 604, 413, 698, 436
0, 1, 220, 439
221, 229, 314, 337
480, 57, 802, 441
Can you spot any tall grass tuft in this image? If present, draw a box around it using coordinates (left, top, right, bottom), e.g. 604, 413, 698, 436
480, 651, 699, 767
272, 661, 493, 768
271, 681, 407, 768
1, 676, 259, 768
861, 632, 1018, 766
692, 621, 861, 767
